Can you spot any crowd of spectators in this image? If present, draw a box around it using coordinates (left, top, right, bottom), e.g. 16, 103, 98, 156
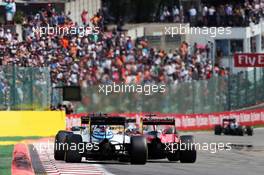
159, 0, 264, 27
0, 6, 229, 91
0, 0, 16, 24
51, 102, 74, 114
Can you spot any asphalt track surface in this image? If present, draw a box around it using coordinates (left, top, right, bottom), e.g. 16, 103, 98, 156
30, 128, 264, 175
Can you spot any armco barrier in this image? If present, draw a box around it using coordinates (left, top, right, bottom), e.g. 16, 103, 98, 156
66, 109, 264, 131
0, 111, 66, 137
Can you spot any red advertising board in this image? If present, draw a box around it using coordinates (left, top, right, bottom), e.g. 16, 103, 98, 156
234, 53, 264, 67
66, 109, 264, 131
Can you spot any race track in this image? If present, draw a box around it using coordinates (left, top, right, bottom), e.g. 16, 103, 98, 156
30, 128, 264, 175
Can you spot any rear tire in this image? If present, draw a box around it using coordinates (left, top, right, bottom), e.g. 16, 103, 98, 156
64, 134, 83, 163
167, 151, 180, 161
246, 126, 253, 136
179, 135, 196, 163
130, 136, 148, 165
98, 139, 114, 160
148, 138, 164, 159
214, 125, 222, 135
223, 127, 228, 135
118, 156, 130, 162
54, 130, 71, 160
237, 126, 244, 136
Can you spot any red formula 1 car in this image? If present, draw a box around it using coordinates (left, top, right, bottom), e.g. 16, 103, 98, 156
128, 116, 197, 163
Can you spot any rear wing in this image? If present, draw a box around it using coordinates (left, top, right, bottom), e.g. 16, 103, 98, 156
124, 117, 176, 132
81, 113, 114, 124
125, 114, 176, 125
142, 118, 176, 125
125, 117, 175, 124
81, 116, 127, 126
222, 118, 236, 123
126, 118, 136, 123
71, 126, 86, 131
80, 114, 127, 143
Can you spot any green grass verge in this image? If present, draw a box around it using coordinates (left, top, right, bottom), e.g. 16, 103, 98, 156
0, 145, 13, 175
0, 137, 42, 175
0, 136, 41, 142
254, 124, 264, 128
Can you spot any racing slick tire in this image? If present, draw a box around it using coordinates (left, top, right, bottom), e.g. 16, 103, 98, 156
237, 126, 244, 136
167, 151, 180, 161
98, 139, 114, 160
179, 135, 196, 163
214, 125, 222, 135
54, 130, 71, 160
148, 138, 164, 159
246, 126, 253, 136
223, 127, 230, 135
64, 134, 83, 163
118, 156, 130, 162
130, 136, 148, 165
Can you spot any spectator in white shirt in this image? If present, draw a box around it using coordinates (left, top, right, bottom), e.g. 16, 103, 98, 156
208, 6, 216, 26
202, 5, 208, 25
0, 28, 4, 38
5, 29, 12, 42
189, 7, 197, 26
173, 6, 180, 22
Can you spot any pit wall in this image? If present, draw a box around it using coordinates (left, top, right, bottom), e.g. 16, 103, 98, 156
66, 109, 264, 131
0, 111, 66, 137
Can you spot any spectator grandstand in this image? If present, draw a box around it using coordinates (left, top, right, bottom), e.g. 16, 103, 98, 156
104, 0, 264, 27
157, 0, 264, 27
0, 6, 227, 88
0, 0, 263, 113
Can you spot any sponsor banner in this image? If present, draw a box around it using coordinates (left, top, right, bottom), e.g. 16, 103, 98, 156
66, 110, 264, 131
234, 53, 264, 67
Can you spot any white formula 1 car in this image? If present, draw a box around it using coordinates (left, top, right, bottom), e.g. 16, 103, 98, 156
54, 115, 148, 164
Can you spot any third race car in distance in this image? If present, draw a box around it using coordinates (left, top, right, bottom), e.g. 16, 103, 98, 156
214, 118, 253, 136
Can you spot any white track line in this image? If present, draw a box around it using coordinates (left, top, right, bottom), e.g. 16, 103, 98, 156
33, 142, 114, 175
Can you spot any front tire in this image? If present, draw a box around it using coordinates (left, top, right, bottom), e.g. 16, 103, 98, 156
246, 126, 253, 136
54, 130, 71, 160
130, 136, 148, 165
179, 135, 196, 163
148, 138, 164, 159
223, 127, 230, 135
167, 151, 180, 161
64, 134, 83, 163
214, 125, 222, 135
237, 126, 244, 136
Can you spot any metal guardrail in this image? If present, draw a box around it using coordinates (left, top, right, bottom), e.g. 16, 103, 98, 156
0, 66, 263, 113
74, 68, 264, 114
0, 66, 51, 110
